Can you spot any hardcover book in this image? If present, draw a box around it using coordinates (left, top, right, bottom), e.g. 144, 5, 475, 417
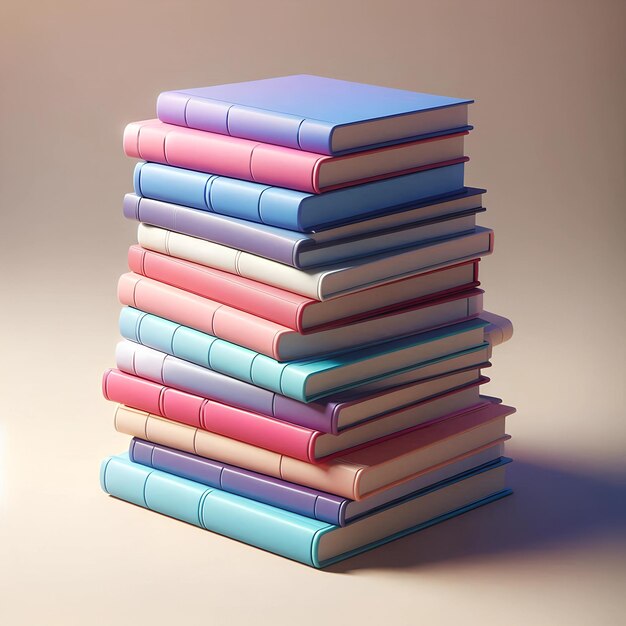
105, 363, 488, 434
114, 341, 493, 431
123, 119, 468, 194
128, 438, 506, 525
101, 453, 509, 567
123, 192, 484, 268
112, 398, 514, 500
128, 246, 481, 331
156, 75, 472, 156
136, 224, 494, 298
117, 275, 483, 361
118, 310, 489, 401
132, 160, 468, 231
104, 373, 489, 462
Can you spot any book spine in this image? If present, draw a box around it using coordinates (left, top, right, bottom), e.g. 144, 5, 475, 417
134, 162, 308, 231
129, 440, 345, 525
157, 92, 231, 135
133, 162, 217, 212
105, 366, 317, 462
115, 341, 279, 418
103, 369, 205, 429
118, 308, 288, 395
101, 454, 327, 566
157, 91, 336, 154
124, 193, 301, 267
128, 246, 307, 331
124, 120, 322, 193
118, 274, 287, 358
113, 407, 361, 499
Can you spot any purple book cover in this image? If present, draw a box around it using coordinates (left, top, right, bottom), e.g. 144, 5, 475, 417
116, 341, 490, 434
129, 439, 505, 526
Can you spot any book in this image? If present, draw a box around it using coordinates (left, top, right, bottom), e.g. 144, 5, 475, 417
123, 193, 485, 268
112, 398, 514, 499
105, 363, 488, 435
114, 342, 493, 433
137, 224, 494, 298
156, 75, 472, 156
123, 119, 468, 194
128, 246, 481, 331
101, 453, 509, 568
133, 161, 468, 231
104, 372, 488, 462
117, 275, 483, 361
119, 310, 489, 401
129, 438, 506, 525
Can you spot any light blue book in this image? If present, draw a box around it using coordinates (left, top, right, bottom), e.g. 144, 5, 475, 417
101, 453, 511, 568
119, 307, 488, 402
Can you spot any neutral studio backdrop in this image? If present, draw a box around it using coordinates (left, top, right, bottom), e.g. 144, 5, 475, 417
1, 1, 624, 624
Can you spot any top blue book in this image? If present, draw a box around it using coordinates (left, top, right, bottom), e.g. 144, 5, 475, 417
157, 75, 472, 156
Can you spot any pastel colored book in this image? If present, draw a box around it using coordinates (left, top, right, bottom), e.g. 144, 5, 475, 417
104, 370, 488, 462
119, 310, 489, 401
117, 274, 483, 361
123, 192, 485, 268
112, 397, 514, 500
129, 438, 505, 526
133, 161, 468, 231
101, 453, 509, 568
115, 342, 493, 433
137, 224, 494, 299
128, 246, 481, 331
157, 75, 472, 156
123, 119, 468, 194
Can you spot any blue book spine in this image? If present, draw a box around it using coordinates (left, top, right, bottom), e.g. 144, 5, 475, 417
101, 453, 330, 566
133, 161, 465, 232
119, 307, 293, 397
129, 439, 345, 525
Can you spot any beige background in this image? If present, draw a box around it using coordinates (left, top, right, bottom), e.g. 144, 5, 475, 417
1, 1, 625, 624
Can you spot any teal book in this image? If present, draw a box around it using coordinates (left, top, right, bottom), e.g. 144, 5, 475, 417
101, 454, 511, 568
119, 307, 489, 402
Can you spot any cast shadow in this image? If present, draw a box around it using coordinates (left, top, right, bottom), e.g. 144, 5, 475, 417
327, 454, 626, 573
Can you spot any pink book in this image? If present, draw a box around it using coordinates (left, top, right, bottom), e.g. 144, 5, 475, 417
103, 368, 489, 462
128, 245, 481, 332
123, 119, 468, 194
117, 272, 483, 361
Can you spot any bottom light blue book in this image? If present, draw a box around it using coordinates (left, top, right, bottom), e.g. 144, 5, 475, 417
101, 454, 511, 568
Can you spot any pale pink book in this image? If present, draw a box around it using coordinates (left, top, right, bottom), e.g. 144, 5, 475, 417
113, 398, 515, 500
117, 272, 483, 361
123, 119, 468, 194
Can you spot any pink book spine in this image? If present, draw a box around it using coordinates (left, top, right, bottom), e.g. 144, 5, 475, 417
117, 273, 286, 359
103, 369, 204, 429
128, 246, 308, 330
200, 402, 315, 462
103, 369, 316, 461
123, 119, 322, 194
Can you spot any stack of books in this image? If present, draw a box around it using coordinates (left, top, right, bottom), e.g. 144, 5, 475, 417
101, 75, 515, 568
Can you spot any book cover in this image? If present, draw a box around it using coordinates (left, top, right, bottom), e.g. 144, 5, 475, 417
118, 310, 489, 401
124, 119, 468, 194
112, 397, 514, 500
136, 224, 494, 299
157, 75, 472, 156
123, 193, 484, 268
103, 369, 489, 462
132, 160, 468, 231
129, 438, 506, 526
100, 453, 510, 567
114, 341, 493, 433
117, 275, 483, 361
128, 246, 481, 331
